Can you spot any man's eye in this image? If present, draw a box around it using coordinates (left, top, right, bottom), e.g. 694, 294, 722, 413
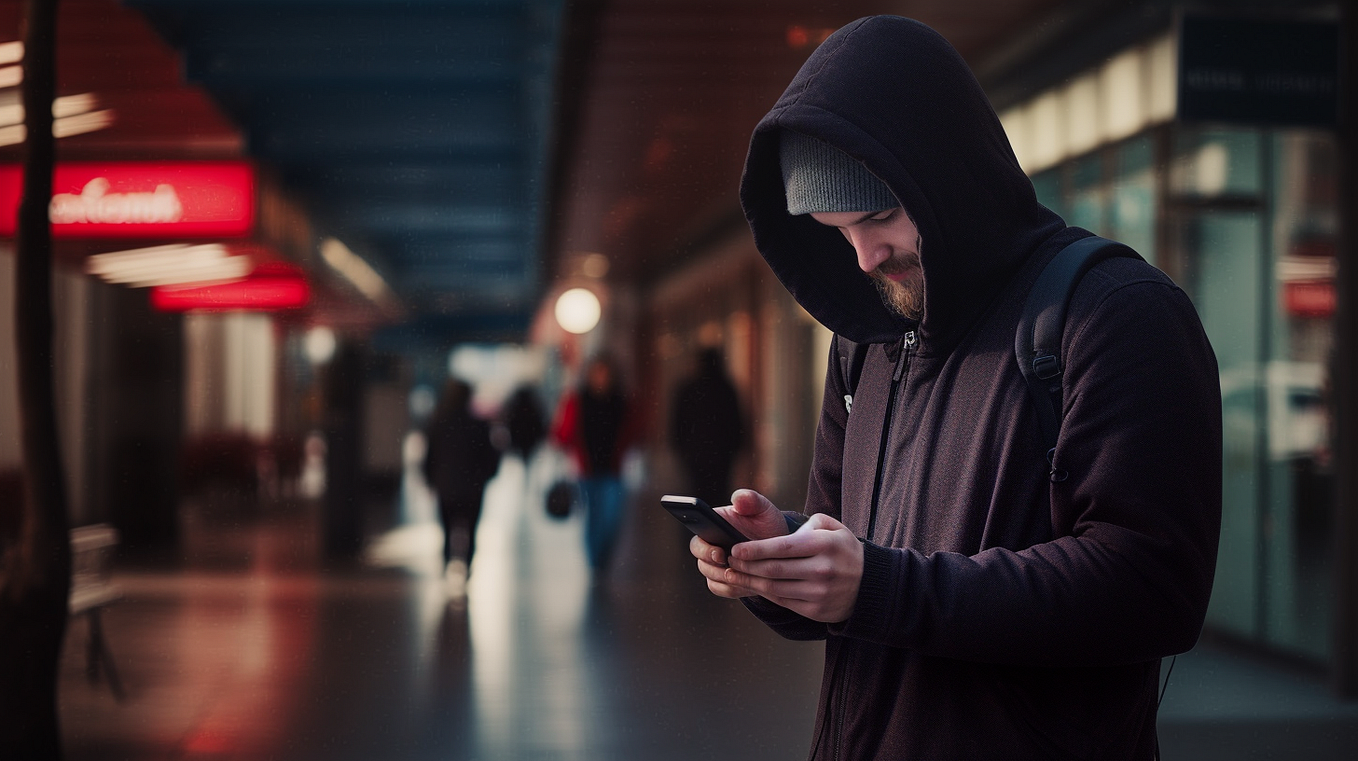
870, 210, 895, 222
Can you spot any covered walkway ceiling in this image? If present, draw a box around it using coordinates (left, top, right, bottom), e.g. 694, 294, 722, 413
99, 0, 1098, 344
550, 0, 1078, 284
127, 0, 566, 344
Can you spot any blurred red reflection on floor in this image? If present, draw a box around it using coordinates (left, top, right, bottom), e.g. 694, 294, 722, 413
56, 454, 825, 761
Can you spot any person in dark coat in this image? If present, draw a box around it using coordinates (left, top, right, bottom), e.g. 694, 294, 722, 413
423, 378, 500, 574
687, 16, 1222, 759
503, 385, 547, 462
669, 347, 745, 508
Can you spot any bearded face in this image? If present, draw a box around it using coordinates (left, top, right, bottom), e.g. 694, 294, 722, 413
809, 207, 925, 322
871, 250, 923, 320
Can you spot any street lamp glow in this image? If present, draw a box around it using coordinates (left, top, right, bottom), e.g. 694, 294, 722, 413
554, 288, 601, 334
304, 325, 336, 364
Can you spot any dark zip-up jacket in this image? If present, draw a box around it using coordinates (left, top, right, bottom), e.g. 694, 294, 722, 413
737, 16, 1222, 760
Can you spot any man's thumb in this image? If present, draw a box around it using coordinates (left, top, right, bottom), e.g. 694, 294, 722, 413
730, 489, 775, 517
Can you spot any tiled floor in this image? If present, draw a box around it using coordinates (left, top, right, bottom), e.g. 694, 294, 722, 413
58, 454, 1358, 760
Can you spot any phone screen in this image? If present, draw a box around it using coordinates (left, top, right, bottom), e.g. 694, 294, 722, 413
659, 494, 749, 549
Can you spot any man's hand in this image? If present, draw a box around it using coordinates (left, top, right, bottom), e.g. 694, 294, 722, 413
689, 489, 864, 623
690, 489, 789, 599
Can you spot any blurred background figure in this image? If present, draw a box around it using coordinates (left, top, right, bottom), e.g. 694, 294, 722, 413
503, 385, 548, 464
669, 347, 746, 508
551, 354, 634, 571
499, 383, 554, 517
422, 378, 501, 580
503, 384, 548, 481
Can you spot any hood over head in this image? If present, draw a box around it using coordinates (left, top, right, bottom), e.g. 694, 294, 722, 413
740, 16, 1065, 347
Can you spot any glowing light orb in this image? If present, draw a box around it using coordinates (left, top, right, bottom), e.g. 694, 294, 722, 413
554, 288, 601, 334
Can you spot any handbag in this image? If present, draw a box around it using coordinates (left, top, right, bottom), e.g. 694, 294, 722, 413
543, 393, 584, 520
545, 478, 577, 519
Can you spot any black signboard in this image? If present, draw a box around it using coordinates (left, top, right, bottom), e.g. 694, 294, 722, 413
1178, 15, 1339, 127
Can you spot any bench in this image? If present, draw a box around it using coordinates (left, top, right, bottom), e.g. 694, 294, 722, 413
69, 524, 125, 701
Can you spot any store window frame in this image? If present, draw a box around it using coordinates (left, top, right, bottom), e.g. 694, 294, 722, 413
1031, 122, 1340, 665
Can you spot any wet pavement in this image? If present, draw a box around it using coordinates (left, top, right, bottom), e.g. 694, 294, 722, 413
58, 454, 1358, 760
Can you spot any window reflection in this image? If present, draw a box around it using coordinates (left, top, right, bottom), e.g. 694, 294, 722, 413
1024, 120, 1338, 662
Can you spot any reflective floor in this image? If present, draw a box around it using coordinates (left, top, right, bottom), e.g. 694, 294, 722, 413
59, 454, 824, 761
58, 452, 1358, 760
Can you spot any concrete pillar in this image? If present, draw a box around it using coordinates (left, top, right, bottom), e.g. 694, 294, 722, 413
86, 282, 183, 552
1332, 0, 1358, 699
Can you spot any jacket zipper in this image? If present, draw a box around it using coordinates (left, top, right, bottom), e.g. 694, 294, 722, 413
830, 332, 914, 761
865, 331, 913, 542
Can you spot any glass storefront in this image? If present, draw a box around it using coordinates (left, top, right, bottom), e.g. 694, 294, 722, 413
1032, 125, 1339, 662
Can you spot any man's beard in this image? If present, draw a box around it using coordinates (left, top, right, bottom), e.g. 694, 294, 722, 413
871, 251, 923, 320
870, 241, 923, 320
873, 276, 922, 320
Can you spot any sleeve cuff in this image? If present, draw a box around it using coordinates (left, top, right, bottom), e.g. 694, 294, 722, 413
828, 540, 900, 642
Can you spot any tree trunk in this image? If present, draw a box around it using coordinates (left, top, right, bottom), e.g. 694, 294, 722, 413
0, 0, 71, 758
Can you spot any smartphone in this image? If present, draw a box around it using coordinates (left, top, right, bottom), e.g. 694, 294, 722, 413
660, 494, 749, 550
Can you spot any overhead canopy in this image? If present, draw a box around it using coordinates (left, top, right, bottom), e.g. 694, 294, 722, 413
126, 0, 567, 345
546, 0, 1079, 286
96, 0, 1148, 348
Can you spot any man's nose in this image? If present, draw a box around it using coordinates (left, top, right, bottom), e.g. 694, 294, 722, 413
852, 235, 889, 274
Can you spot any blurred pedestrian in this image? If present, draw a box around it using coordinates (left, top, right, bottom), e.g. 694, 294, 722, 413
503, 385, 548, 462
423, 378, 500, 576
669, 347, 745, 507
551, 354, 634, 570
500, 383, 552, 510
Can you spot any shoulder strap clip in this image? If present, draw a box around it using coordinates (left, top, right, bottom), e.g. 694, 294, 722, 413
1015, 235, 1142, 474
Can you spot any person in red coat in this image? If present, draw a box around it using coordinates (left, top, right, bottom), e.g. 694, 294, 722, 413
552, 354, 635, 571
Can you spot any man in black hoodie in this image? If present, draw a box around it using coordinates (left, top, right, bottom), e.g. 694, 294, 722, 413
688, 16, 1222, 760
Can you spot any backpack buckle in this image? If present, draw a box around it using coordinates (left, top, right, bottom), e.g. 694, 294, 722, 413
1047, 447, 1068, 482
1033, 353, 1060, 380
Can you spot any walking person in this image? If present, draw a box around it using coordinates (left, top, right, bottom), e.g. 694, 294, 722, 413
669, 347, 745, 508
501, 384, 549, 498
503, 385, 548, 464
552, 354, 634, 571
423, 378, 500, 579
686, 16, 1222, 759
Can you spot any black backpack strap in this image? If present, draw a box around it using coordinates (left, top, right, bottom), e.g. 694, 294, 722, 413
1015, 236, 1141, 479
834, 334, 870, 414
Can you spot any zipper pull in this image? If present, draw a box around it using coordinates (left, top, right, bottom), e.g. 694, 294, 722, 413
894, 332, 914, 381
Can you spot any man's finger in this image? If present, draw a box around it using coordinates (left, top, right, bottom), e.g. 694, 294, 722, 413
704, 566, 759, 598
728, 555, 814, 581
802, 512, 842, 530
689, 534, 729, 566
724, 569, 821, 603
730, 527, 824, 562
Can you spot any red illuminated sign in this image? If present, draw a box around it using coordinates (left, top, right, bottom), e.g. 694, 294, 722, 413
1283, 281, 1335, 318
150, 262, 310, 312
0, 161, 255, 238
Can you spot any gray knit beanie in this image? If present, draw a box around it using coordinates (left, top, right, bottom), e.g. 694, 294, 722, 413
780, 131, 898, 215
